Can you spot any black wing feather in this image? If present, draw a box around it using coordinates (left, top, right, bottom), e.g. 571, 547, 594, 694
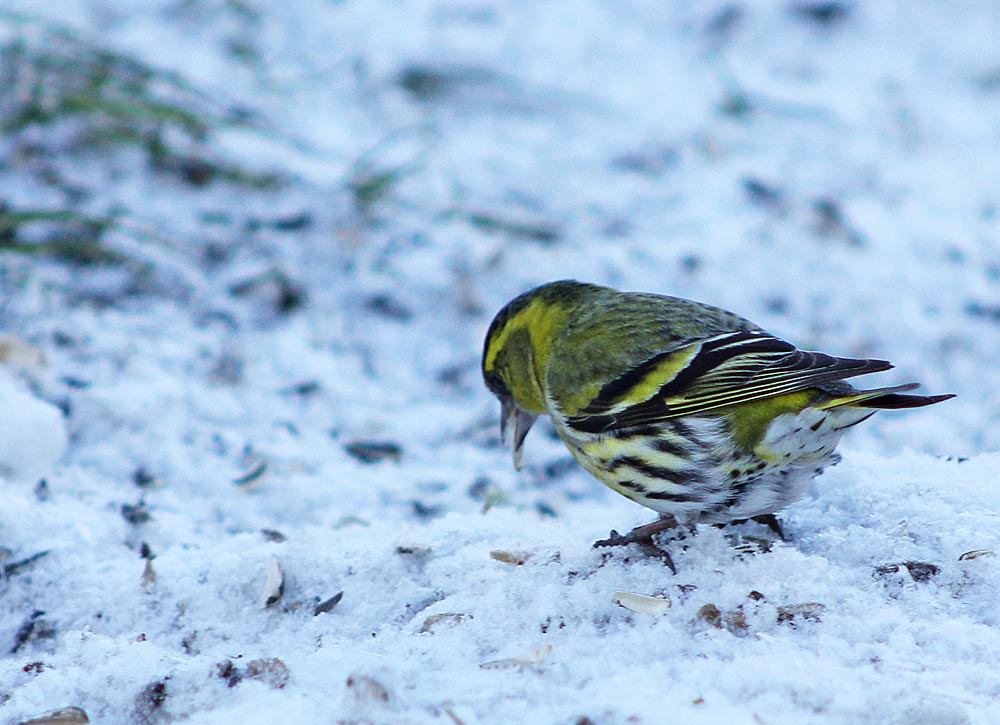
565, 331, 892, 433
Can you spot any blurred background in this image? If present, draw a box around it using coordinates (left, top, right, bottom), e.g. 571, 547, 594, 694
2, 2, 1000, 722
3, 1, 998, 465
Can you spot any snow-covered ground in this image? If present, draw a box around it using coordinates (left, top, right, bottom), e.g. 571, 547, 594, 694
2, 1, 999, 723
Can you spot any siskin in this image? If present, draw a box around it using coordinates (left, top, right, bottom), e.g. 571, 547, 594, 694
482, 280, 952, 555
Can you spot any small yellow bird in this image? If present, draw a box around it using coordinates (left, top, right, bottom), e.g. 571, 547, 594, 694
482, 280, 952, 561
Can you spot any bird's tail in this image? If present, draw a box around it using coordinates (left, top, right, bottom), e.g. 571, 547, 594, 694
820, 383, 955, 411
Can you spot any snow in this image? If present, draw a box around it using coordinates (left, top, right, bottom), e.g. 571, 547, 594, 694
1, 1, 999, 723
0, 369, 66, 483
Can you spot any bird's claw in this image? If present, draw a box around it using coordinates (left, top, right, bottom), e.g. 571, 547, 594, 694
593, 518, 679, 574
593, 529, 626, 547
750, 514, 786, 541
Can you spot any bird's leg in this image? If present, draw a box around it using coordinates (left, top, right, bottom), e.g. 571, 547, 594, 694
593, 515, 680, 547
593, 515, 682, 574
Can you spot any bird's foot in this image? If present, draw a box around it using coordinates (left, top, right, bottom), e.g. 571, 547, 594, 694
593, 516, 681, 574
716, 513, 787, 541
750, 513, 786, 541
715, 514, 786, 558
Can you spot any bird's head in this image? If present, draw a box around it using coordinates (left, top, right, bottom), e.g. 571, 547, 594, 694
481, 280, 592, 468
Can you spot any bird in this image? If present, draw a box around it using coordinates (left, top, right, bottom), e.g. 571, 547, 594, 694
481, 280, 953, 566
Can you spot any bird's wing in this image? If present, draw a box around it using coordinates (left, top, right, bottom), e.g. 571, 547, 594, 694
562, 330, 892, 434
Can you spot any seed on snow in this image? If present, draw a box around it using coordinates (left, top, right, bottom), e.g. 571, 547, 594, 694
344, 674, 393, 707
0, 335, 48, 370
141, 559, 156, 591
480, 644, 552, 670
959, 549, 994, 561
419, 612, 471, 633
233, 460, 269, 489
314, 591, 344, 616
775, 602, 826, 624
490, 550, 530, 565
612, 591, 672, 615
259, 555, 284, 608
18, 707, 90, 725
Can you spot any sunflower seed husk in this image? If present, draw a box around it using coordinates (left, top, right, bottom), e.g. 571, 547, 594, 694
259, 556, 284, 608
344, 674, 392, 707
419, 612, 471, 633
480, 644, 552, 670
141, 559, 156, 591
314, 591, 344, 616
612, 590, 672, 615
776, 602, 826, 624
0, 335, 48, 370
490, 550, 530, 565
246, 658, 289, 689
959, 549, 995, 561
18, 707, 89, 725
233, 460, 268, 489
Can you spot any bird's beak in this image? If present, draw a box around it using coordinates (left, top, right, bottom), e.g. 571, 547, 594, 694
500, 397, 538, 471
